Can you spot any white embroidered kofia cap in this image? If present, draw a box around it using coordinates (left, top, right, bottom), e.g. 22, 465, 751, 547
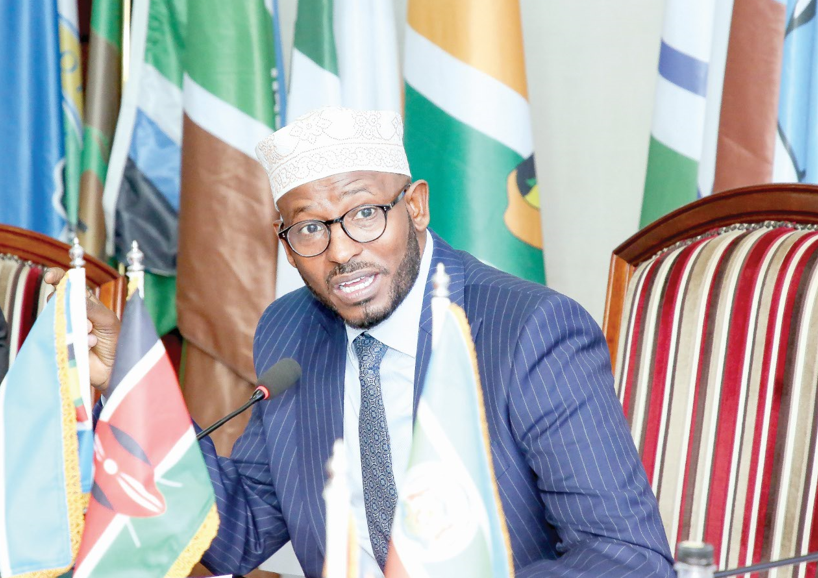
255, 106, 412, 205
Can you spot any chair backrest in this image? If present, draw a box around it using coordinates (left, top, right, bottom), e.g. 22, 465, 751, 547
602, 184, 818, 574
0, 224, 126, 364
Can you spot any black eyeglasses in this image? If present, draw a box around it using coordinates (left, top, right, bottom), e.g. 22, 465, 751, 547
277, 185, 409, 257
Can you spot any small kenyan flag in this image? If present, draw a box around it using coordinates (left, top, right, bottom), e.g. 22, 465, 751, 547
73, 294, 218, 578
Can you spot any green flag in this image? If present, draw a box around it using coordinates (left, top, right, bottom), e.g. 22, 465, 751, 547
403, 0, 544, 284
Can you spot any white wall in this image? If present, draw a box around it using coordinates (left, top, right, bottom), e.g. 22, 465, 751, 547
275, 0, 665, 322
524, 1, 665, 321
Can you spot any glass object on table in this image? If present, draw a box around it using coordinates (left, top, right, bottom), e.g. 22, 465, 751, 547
675, 541, 716, 578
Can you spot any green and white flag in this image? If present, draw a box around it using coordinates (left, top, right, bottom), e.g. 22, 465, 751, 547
278, 0, 401, 296
385, 304, 514, 578
176, 0, 283, 402
640, 0, 734, 227
403, 0, 544, 284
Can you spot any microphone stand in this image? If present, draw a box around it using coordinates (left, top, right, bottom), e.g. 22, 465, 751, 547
715, 551, 818, 577
196, 388, 266, 441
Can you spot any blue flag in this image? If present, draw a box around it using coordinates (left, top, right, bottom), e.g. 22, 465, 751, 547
0, 270, 92, 577
775, 0, 818, 182
0, 0, 67, 238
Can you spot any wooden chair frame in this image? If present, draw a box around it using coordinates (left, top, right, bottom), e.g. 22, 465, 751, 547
602, 183, 818, 373
0, 224, 126, 318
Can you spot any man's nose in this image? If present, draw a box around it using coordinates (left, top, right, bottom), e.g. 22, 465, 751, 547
325, 223, 362, 264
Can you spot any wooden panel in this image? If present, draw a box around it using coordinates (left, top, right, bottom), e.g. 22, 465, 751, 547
98, 278, 128, 319
0, 224, 126, 317
613, 184, 818, 265
602, 254, 633, 373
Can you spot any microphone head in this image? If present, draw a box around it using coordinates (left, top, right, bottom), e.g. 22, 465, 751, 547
257, 358, 302, 400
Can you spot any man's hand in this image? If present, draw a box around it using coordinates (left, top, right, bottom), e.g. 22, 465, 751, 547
44, 268, 121, 393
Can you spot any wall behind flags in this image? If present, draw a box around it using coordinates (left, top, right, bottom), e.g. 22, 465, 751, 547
521, 0, 665, 323
276, 0, 665, 322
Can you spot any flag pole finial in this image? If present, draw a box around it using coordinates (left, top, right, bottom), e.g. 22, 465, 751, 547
126, 241, 145, 299
69, 237, 86, 269
126, 241, 144, 274
432, 262, 450, 299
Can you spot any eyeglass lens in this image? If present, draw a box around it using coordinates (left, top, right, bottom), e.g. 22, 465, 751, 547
287, 205, 387, 257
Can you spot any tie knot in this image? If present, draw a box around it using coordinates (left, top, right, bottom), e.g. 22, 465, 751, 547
353, 333, 388, 371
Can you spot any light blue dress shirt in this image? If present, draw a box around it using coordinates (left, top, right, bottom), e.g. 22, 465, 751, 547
343, 231, 433, 577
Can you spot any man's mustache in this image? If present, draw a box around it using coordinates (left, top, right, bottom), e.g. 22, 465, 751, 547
325, 261, 389, 288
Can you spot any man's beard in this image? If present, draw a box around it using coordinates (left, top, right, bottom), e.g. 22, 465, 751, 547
303, 217, 422, 330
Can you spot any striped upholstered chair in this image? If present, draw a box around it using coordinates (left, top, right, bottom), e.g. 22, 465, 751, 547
602, 184, 818, 575
0, 224, 126, 367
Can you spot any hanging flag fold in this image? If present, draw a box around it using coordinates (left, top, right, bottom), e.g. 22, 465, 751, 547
102, 0, 185, 335
640, 0, 734, 227
773, 0, 818, 184
384, 304, 514, 578
58, 0, 85, 233
74, 293, 218, 578
403, 0, 543, 284
79, 0, 124, 257
711, 0, 786, 193
0, 270, 90, 578
0, 0, 68, 238
176, 0, 281, 455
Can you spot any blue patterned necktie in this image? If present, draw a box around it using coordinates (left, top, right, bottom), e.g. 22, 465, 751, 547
354, 333, 398, 570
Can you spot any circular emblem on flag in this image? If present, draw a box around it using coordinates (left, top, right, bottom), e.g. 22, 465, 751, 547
394, 462, 478, 563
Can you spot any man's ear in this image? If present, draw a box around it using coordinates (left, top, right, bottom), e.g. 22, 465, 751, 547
281, 238, 297, 268
274, 214, 298, 268
405, 180, 430, 232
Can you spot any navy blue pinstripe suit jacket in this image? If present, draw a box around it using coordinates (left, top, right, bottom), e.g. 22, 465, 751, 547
199, 233, 675, 577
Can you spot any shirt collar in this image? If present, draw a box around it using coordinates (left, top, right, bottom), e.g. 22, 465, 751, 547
345, 230, 434, 359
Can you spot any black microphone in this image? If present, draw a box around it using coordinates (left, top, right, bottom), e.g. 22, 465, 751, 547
196, 358, 302, 441
715, 551, 818, 576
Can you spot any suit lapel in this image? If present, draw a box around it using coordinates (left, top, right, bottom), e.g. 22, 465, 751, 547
298, 307, 345, 556
413, 233, 482, 416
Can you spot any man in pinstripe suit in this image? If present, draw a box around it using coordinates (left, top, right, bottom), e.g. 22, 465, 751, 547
198, 108, 674, 577
63, 108, 675, 577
